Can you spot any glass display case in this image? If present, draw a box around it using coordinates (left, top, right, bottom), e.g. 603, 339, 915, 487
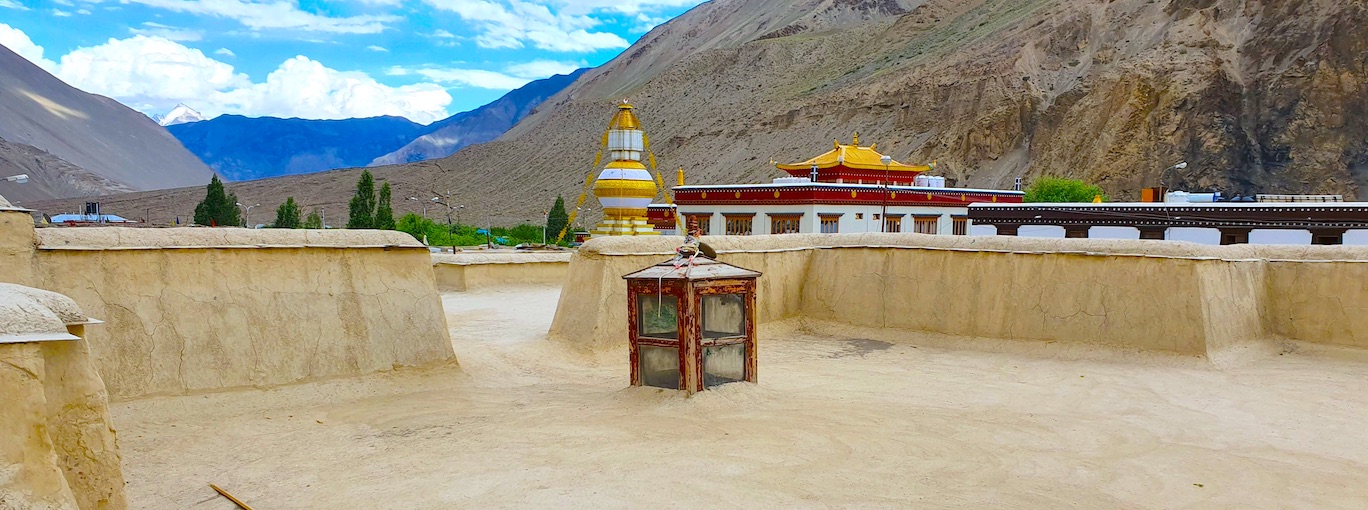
623, 257, 761, 394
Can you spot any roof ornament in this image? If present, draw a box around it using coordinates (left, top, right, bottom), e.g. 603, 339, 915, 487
853, 132, 859, 145
833, 139, 840, 149
870, 142, 876, 151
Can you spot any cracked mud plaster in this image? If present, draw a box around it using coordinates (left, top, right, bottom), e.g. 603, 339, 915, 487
30, 231, 455, 399
552, 233, 1368, 357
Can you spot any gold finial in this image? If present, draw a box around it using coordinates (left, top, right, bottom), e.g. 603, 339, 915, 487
834, 139, 840, 148
870, 142, 876, 151
677, 166, 685, 186
853, 132, 859, 145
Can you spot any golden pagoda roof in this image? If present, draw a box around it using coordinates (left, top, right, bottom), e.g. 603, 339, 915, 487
608, 99, 642, 131
776, 133, 928, 172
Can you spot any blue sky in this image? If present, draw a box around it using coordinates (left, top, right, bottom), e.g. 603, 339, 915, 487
0, 0, 703, 123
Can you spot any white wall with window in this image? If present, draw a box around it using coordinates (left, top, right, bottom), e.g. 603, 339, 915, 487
676, 203, 974, 235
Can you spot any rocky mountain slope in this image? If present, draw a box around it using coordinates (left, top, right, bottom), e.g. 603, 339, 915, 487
0, 43, 214, 202
371, 69, 588, 166
0, 138, 134, 203
29, 0, 1368, 225
168, 115, 427, 181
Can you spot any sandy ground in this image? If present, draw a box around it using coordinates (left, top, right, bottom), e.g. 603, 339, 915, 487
113, 286, 1368, 509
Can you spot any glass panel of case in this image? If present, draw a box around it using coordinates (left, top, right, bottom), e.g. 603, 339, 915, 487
637, 294, 679, 339
639, 345, 680, 389
703, 343, 746, 388
702, 293, 745, 338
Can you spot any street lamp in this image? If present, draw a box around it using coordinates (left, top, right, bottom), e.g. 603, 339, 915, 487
880, 154, 892, 233
235, 202, 258, 228
1161, 161, 1188, 200
407, 196, 429, 217
428, 191, 464, 253
2, 174, 29, 184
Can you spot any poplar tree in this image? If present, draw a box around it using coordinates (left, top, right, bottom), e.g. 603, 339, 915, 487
546, 195, 569, 243
374, 182, 396, 230
347, 170, 376, 229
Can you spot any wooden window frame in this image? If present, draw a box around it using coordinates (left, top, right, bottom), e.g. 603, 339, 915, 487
768, 213, 803, 235
723, 213, 754, 236
819, 213, 841, 234
951, 216, 968, 236
883, 214, 904, 233
913, 215, 939, 235
685, 213, 712, 236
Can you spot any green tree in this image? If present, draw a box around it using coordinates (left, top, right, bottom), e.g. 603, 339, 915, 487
374, 182, 396, 230
272, 197, 302, 228
347, 170, 376, 229
192, 175, 241, 227
1023, 177, 1107, 203
303, 210, 323, 229
396, 212, 432, 242
546, 195, 569, 244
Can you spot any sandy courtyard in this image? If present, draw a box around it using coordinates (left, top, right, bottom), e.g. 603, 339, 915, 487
113, 286, 1368, 508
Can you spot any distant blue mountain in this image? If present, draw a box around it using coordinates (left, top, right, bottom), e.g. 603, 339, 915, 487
167, 69, 587, 182
168, 115, 425, 181
370, 68, 588, 166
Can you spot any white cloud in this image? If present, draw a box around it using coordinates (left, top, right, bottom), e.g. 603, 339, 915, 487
388, 59, 580, 90
51, 8, 72, 16
57, 35, 250, 103
390, 66, 529, 89
632, 13, 669, 33
432, 29, 456, 38
2, 26, 450, 123
0, 0, 28, 10
549, 0, 702, 16
503, 59, 579, 78
130, 22, 203, 41
214, 47, 235, 57
0, 23, 57, 71
366, 44, 389, 52
213, 56, 450, 122
122, 0, 400, 34
76, 8, 91, 14
424, 0, 629, 52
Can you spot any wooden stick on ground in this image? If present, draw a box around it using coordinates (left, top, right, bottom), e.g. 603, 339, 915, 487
209, 484, 254, 510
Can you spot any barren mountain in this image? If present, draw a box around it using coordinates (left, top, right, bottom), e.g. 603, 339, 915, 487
29, 0, 1368, 226
0, 138, 134, 204
0, 43, 214, 202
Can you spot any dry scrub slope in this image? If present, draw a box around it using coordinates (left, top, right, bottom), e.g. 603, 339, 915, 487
30, 0, 1368, 224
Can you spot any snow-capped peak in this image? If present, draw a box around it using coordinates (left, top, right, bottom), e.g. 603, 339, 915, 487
157, 103, 204, 127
